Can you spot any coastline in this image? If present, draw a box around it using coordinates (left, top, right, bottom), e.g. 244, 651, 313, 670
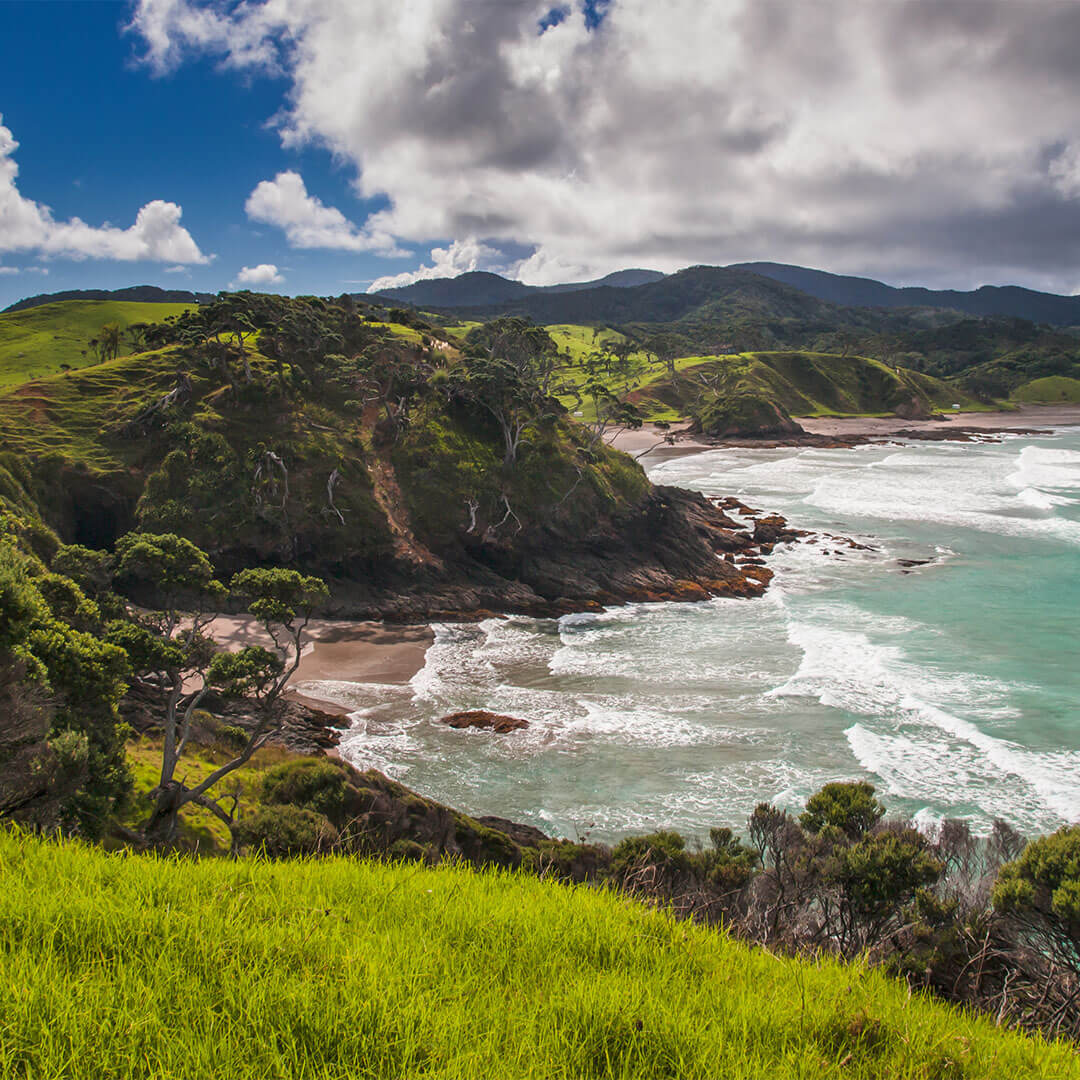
224, 404, 1080, 728
609, 403, 1080, 457
206, 616, 433, 717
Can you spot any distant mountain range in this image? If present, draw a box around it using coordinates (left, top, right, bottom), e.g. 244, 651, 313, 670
374, 262, 1080, 327
730, 263, 1080, 326
2, 285, 214, 315
7, 263, 1080, 327
371, 268, 664, 308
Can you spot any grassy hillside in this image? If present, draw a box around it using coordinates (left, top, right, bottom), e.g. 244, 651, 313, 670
1011, 375, 1080, 402
631, 351, 986, 421
0, 830, 1075, 1080
0, 299, 194, 388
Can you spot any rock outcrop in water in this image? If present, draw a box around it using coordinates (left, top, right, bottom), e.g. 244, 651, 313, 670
441, 710, 530, 734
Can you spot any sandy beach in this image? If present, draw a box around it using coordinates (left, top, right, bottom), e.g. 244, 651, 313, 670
608, 404, 1080, 458
206, 616, 433, 715
798, 403, 1080, 438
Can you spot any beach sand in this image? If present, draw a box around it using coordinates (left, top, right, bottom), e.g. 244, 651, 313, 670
206, 616, 434, 715
798, 403, 1080, 439
608, 405, 1080, 458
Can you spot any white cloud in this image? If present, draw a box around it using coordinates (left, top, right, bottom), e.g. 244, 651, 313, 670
133, 0, 1080, 291
231, 263, 284, 288
0, 267, 18, 276
369, 238, 503, 291
163, 264, 191, 274
0, 115, 211, 264
245, 171, 402, 255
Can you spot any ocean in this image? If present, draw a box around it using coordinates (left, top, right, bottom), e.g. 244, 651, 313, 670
302, 426, 1080, 844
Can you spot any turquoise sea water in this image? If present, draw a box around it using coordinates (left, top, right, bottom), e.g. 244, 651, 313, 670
303, 427, 1080, 843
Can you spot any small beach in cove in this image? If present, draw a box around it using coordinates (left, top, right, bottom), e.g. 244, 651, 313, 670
266, 405, 1080, 843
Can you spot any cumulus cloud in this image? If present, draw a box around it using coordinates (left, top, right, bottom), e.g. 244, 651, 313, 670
0, 116, 210, 264
369, 238, 504, 291
231, 263, 284, 287
245, 171, 402, 254
133, 0, 1080, 290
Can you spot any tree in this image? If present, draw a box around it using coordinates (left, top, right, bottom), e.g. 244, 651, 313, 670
0, 537, 130, 834
800, 781, 885, 840
108, 532, 225, 843
994, 826, 1080, 977
825, 826, 942, 956
107, 536, 327, 845
93, 323, 122, 364
351, 346, 432, 441
458, 319, 562, 467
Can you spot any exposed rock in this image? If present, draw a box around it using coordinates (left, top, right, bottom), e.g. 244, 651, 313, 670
752, 513, 807, 546
441, 710, 529, 734
893, 397, 933, 421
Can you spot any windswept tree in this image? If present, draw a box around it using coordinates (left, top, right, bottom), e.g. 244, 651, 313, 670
458, 318, 562, 467
351, 346, 433, 441
90, 322, 122, 364
107, 532, 327, 844
994, 825, 1080, 978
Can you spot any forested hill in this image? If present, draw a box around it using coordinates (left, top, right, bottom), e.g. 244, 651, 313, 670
3, 285, 215, 314
0, 293, 763, 620
734, 262, 1080, 326
372, 267, 664, 308
425, 266, 873, 327
376, 262, 1080, 327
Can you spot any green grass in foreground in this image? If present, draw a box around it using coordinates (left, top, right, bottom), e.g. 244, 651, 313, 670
0, 831, 1075, 1079
0, 300, 194, 388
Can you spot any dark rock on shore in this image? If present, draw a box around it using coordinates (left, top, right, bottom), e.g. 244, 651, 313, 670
752, 513, 808, 546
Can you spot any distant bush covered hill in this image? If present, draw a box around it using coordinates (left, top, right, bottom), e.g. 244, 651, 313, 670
735, 261, 1080, 326
2, 285, 213, 314
372, 267, 665, 307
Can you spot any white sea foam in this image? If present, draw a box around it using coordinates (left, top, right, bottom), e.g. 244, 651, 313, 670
772, 614, 1080, 830
322, 432, 1080, 841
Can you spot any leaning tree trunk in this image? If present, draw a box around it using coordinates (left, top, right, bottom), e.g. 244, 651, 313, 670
144, 780, 186, 847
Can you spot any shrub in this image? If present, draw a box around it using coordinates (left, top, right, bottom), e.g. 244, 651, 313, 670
800, 781, 885, 840
993, 825, 1080, 975
233, 805, 339, 857
260, 759, 348, 822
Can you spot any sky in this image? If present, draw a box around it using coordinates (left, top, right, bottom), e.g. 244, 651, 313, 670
2, 0, 1080, 310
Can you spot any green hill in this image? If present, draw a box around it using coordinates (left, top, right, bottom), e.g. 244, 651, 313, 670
629, 351, 985, 423
0, 829, 1073, 1080
0, 299, 194, 388
0, 294, 756, 614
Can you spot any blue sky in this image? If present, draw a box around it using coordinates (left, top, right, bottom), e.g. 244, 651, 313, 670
2, 0, 1080, 309
0, 0, 426, 308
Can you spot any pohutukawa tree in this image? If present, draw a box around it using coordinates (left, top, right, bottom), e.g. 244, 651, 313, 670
459, 318, 562, 467
107, 532, 327, 845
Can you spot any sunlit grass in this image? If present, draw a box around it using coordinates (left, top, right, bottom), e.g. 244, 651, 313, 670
0, 829, 1075, 1079
0, 300, 193, 388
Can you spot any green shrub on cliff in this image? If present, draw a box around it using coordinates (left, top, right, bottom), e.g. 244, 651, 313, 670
994, 825, 1080, 976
